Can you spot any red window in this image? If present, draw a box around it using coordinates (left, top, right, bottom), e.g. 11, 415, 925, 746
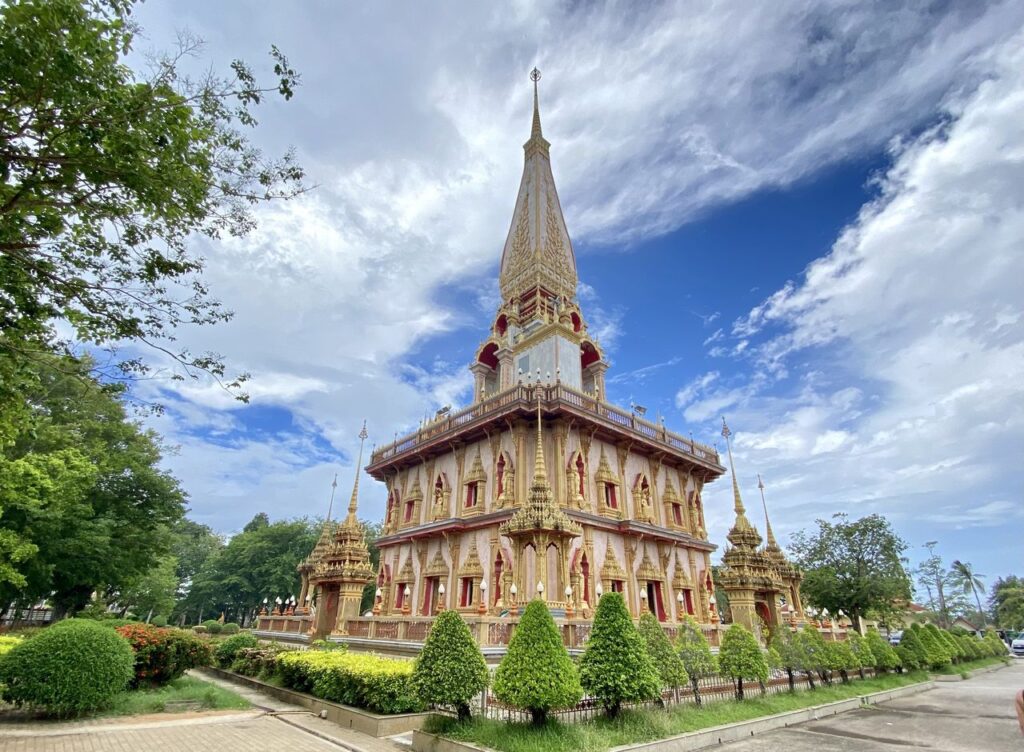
672, 503, 683, 526
611, 580, 624, 593
496, 455, 505, 497
604, 484, 617, 509
395, 585, 406, 610
575, 454, 586, 498
465, 482, 478, 508
403, 500, 414, 522
459, 578, 475, 607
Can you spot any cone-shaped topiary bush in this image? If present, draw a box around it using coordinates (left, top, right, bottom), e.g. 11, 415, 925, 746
579, 595, 660, 717
931, 626, 962, 663
895, 625, 928, 670
0, 619, 134, 716
412, 610, 489, 721
913, 623, 950, 669
638, 612, 689, 703
983, 630, 1007, 657
676, 616, 716, 705
865, 628, 901, 673
493, 599, 582, 725
718, 624, 769, 700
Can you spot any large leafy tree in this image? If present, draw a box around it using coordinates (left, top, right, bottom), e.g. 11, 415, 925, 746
0, 0, 305, 431
180, 515, 319, 625
790, 513, 912, 631
988, 576, 1024, 629
0, 354, 186, 615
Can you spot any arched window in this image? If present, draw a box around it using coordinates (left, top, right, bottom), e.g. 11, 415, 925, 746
493, 553, 503, 606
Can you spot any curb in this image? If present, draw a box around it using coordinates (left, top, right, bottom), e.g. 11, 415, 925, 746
412, 680, 935, 752
931, 660, 1011, 682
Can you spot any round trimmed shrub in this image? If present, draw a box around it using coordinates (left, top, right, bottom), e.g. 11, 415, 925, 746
150, 615, 169, 628
193, 624, 208, 634
221, 622, 240, 635
865, 628, 900, 672
0, 619, 134, 715
202, 620, 224, 635
215, 632, 259, 668
116, 623, 213, 686
412, 610, 488, 720
718, 623, 769, 700
493, 599, 582, 725
579, 594, 660, 717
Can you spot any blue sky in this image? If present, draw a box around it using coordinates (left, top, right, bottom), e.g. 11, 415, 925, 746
128, 1, 1024, 586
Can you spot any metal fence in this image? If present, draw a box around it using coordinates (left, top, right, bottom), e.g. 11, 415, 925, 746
432, 666, 877, 724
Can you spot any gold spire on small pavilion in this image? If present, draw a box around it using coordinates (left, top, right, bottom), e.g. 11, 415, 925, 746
722, 417, 761, 549
343, 420, 369, 526
758, 473, 781, 551
532, 401, 547, 486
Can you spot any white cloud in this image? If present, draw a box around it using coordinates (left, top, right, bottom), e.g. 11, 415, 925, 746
121, 1, 1024, 535
699, 29, 1024, 569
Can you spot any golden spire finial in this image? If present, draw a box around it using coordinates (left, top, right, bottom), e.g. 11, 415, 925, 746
326, 473, 338, 522
758, 473, 779, 548
533, 397, 547, 485
345, 420, 368, 523
530, 67, 543, 140
721, 417, 746, 517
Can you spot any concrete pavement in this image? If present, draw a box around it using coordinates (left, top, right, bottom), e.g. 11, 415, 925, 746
715, 660, 1024, 751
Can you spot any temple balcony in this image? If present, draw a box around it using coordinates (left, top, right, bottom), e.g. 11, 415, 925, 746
367, 383, 724, 478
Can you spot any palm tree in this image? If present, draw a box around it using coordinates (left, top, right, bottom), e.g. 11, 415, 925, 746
951, 560, 987, 627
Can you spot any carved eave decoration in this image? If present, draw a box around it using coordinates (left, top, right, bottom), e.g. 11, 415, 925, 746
672, 559, 692, 591
636, 551, 662, 582
662, 475, 681, 505
458, 539, 484, 578
425, 550, 450, 578
396, 555, 415, 584
601, 547, 627, 581
595, 449, 619, 486
464, 451, 487, 484
407, 475, 424, 502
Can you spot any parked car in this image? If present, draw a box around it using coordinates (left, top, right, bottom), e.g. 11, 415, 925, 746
1011, 637, 1024, 657
889, 630, 903, 646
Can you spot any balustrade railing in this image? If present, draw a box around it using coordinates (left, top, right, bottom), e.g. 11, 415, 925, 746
369, 384, 720, 467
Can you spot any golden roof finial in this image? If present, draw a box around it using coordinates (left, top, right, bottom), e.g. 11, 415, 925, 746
721, 417, 746, 517
533, 396, 547, 485
344, 420, 368, 524
530, 67, 543, 140
758, 473, 780, 549
326, 473, 338, 522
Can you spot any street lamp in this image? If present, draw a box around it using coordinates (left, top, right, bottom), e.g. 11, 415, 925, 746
565, 585, 574, 618
537, 581, 544, 595
639, 588, 648, 613
478, 580, 488, 615
437, 583, 446, 615
596, 583, 604, 598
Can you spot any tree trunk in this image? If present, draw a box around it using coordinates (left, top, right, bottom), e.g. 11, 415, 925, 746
786, 668, 795, 692
530, 708, 547, 726
736, 678, 744, 701
972, 587, 987, 627
691, 677, 702, 706
805, 671, 816, 689
456, 702, 471, 722
758, 679, 767, 696
839, 669, 849, 684
608, 701, 621, 718
145, 608, 153, 624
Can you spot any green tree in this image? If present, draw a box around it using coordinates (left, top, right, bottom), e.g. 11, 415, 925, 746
676, 616, 717, 706
412, 610, 488, 721
796, 625, 828, 687
718, 624, 769, 700
790, 514, 911, 632
769, 628, 806, 692
0, 0, 305, 422
913, 623, 950, 669
638, 612, 689, 703
865, 628, 901, 673
579, 593, 660, 717
118, 556, 179, 622
0, 354, 186, 616
822, 641, 857, 684
949, 561, 986, 627
846, 631, 876, 678
493, 600, 582, 725
988, 576, 1024, 629
182, 515, 318, 625
895, 625, 928, 671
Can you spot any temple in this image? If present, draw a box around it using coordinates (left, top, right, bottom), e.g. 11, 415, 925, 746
256, 69, 815, 654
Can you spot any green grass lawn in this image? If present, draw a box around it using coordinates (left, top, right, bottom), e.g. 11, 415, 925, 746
101, 676, 251, 717
428, 671, 929, 752
929, 656, 1009, 676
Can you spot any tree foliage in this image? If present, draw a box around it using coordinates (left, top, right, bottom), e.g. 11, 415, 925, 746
638, 612, 689, 694
0, 0, 305, 414
988, 575, 1024, 629
865, 628, 901, 672
895, 624, 928, 670
413, 610, 489, 720
0, 354, 185, 615
676, 616, 717, 705
493, 600, 582, 725
790, 513, 911, 632
717, 624, 769, 700
579, 594, 660, 717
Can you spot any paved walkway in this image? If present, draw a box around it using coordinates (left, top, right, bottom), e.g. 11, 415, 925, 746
717, 660, 1024, 752
0, 670, 408, 752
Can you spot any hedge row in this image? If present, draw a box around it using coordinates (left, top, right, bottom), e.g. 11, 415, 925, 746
115, 623, 212, 686
277, 650, 422, 714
